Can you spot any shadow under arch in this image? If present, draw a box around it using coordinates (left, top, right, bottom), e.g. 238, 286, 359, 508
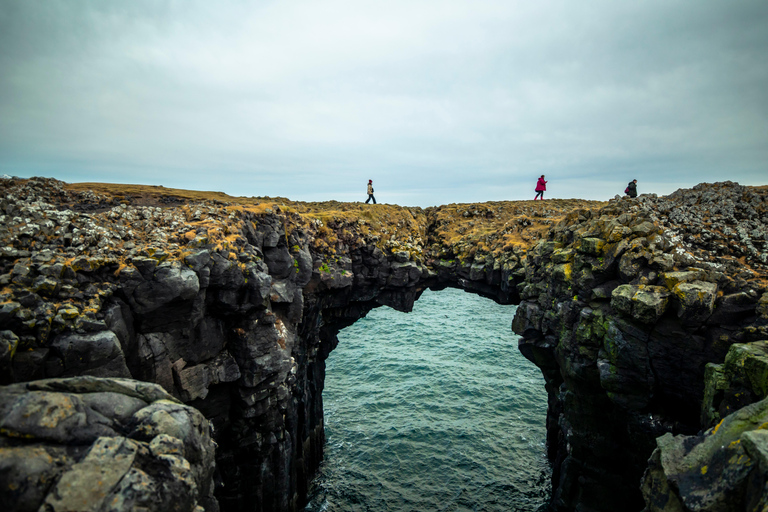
306, 286, 551, 512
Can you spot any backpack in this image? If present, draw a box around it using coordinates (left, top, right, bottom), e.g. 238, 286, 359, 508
624, 186, 629, 194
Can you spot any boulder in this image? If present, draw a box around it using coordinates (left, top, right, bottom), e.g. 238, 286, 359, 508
51, 330, 131, 379
611, 284, 671, 324
129, 263, 200, 315
579, 237, 606, 256
0, 377, 218, 512
702, 340, 768, 427
641, 396, 768, 512
672, 280, 718, 325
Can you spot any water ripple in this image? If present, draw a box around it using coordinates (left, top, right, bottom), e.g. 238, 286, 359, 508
306, 288, 551, 512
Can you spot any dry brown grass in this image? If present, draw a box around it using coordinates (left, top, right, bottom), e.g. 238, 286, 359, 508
428, 199, 606, 259
62, 182, 608, 259
66, 182, 290, 208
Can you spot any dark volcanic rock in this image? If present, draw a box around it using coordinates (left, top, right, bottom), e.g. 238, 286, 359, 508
0, 177, 767, 512
512, 184, 768, 511
642, 395, 768, 512
0, 377, 217, 512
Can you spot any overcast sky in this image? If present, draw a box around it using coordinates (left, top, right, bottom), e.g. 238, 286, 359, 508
1, 1, 766, 207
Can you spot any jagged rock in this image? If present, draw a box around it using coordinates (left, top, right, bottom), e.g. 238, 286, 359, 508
208, 252, 245, 289
270, 280, 298, 303
263, 246, 294, 279
51, 330, 131, 379
641, 396, 768, 512
184, 249, 212, 273
245, 265, 272, 306
0, 330, 18, 380
598, 319, 654, 409
128, 263, 200, 314
757, 292, 768, 320
173, 351, 241, 402
579, 237, 605, 256
611, 284, 671, 324
702, 341, 768, 427
661, 270, 708, 289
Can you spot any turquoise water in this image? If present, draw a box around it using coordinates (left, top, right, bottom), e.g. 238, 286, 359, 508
305, 287, 551, 512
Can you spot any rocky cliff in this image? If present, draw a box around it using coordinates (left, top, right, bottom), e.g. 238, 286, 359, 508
0, 177, 766, 511
511, 183, 768, 511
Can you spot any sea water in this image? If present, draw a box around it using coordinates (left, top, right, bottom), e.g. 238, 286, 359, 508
305, 287, 551, 512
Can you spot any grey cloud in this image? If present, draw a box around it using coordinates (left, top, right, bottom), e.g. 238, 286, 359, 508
1, 0, 766, 206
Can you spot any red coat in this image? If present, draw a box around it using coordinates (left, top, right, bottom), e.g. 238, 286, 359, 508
535, 177, 547, 191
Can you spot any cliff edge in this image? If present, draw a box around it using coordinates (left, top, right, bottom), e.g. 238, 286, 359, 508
1, 177, 766, 512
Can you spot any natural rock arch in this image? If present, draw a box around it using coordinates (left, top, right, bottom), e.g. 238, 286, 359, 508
1, 178, 768, 512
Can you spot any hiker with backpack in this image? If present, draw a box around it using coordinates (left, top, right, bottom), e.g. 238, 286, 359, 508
365, 179, 376, 204
534, 175, 547, 200
625, 179, 638, 198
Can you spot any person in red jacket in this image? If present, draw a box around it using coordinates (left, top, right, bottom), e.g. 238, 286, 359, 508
534, 175, 547, 200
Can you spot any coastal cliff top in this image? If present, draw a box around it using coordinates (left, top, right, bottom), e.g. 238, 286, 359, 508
0, 175, 766, 354
1, 177, 766, 275
0, 177, 606, 263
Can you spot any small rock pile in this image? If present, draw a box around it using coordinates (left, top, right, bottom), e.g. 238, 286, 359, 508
624, 181, 768, 272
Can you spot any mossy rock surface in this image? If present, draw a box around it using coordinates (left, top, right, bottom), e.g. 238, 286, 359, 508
703, 341, 768, 427
643, 396, 768, 512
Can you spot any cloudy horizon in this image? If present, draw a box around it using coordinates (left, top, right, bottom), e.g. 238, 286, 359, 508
1, 0, 766, 207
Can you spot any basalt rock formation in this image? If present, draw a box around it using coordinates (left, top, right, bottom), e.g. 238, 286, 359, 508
511, 183, 768, 511
0, 177, 767, 512
0, 376, 217, 512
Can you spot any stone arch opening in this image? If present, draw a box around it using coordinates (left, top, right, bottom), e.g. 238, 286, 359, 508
307, 286, 551, 511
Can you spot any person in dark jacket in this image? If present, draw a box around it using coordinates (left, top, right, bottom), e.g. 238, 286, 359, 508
534, 175, 547, 200
365, 179, 376, 204
625, 179, 638, 198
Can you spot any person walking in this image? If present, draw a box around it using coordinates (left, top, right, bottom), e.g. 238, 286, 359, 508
625, 179, 638, 198
534, 175, 547, 200
365, 179, 376, 204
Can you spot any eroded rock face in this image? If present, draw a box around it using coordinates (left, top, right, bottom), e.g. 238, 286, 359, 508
512, 184, 768, 511
641, 341, 768, 512
0, 177, 767, 512
0, 376, 217, 512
